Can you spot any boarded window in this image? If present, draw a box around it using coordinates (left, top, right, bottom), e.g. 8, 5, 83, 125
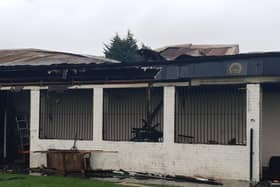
103, 87, 163, 142
39, 89, 93, 140
175, 86, 246, 145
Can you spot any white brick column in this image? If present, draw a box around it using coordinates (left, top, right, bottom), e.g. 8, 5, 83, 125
247, 84, 262, 182
29, 89, 41, 168
163, 86, 175, 144
30, 89, 40, 151
93, 87, 103, 143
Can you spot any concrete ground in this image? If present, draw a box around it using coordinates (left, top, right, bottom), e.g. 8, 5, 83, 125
93, 177, 252, 187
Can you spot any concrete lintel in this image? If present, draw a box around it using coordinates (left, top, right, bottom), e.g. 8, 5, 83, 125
0, 82, 191, 90
192, 76, 280, 86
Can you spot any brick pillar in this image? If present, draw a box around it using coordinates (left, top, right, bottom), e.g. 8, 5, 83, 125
247, 84, 262, 182
30, 89, 40, 150
163, 86, 175, 144
93, 87, 103, 143
29, 89, 41, 168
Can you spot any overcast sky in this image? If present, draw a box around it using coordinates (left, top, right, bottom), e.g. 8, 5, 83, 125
0, 0, 280, 56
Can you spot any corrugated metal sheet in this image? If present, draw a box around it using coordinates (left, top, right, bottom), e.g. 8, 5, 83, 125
0, 49, 120, 66
39, 89, 93, 140
103, 88, 163, 141
155, 44, 239, 60
175, 86, 246, 145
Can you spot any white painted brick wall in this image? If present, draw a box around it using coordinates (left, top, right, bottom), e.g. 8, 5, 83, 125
30, 84, 262, 182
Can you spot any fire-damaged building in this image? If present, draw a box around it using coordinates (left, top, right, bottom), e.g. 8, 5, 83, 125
1, 47, 280, 183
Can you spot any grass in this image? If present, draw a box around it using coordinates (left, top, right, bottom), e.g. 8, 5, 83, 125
0, 173, 131, 187
0, 173, 175, 187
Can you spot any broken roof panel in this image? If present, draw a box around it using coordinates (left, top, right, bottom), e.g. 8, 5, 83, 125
0, 48, 120, 66
155, 44, 239, 60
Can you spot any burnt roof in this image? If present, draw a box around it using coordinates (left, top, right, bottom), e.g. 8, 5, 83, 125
155, 44, 239, 60
0, 48, 120, 66
0, 49, 280, 86
137, 49, 280, 66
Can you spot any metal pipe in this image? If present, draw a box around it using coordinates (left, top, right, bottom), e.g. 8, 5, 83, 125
250, 128, 253, 182
3, 109, 7, 159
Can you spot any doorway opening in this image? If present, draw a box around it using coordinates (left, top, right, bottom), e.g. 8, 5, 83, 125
262, 84, 280, 180
0, 90, 30, 171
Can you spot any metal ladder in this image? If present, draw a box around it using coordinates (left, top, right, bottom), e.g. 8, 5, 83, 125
16, 116, 30, 161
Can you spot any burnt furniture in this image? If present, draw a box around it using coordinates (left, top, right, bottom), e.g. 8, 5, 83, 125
46, 149, 91, 175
